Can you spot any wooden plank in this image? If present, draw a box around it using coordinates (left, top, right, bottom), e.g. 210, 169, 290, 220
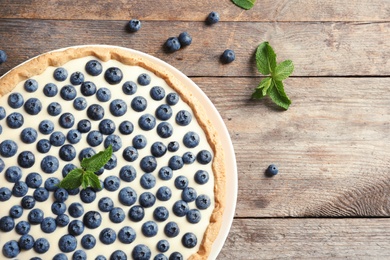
219, 218, 390, 259
191, 77, 390, 217
0, 20, 389, 77
0, 0, 388, 22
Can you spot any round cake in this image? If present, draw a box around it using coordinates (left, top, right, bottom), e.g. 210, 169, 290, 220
0, 46, 225, 259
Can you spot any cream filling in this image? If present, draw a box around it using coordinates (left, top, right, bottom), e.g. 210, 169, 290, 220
0, 56, 214, 259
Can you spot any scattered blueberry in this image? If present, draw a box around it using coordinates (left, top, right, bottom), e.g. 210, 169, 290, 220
119, 165, 137, 182
15, 220, 31, 235
178, 32, 192, 47
59, 144, 77, 161
68, 202, 84, 218
118, 226, 136, 244
54, 67, 68, 81
197, 150, 212, 164
182, 232, 197, 248
99, 228, 116, 245
168, 155, 183, 170
67, 129, 82, 144
77, 119, 92, 133
156, 186, 172, 201
39, 120, 54, 135
196, 194, 211, 210
99, 119, 116, 135
153, 206, 169, 222
182, 151, 196, 164
12, 181, 29, 197
87, 104, 105, 120
96, 87, 112, 102
79, 147, 96, 161
119, 120, 134, 135
25, 172, 42, 188
186, 208, 202, 224
105, 67, 123, 85
73, 96, 88, 110
54, 188, 69, 202
0, 106, 5, 119
33, 237, 50, 254
28, 208, 44, 224
50, 131, 66, 146
132, 134, 147, 149
80, 188, 97, 203
8, 93, 24, 109
166, 92, 179, 106
109, 207, 126, 223
44, 177, 60, 191
0, 216, 15, 232
9, 205, 23, 218
165, 37, 181, 53
122, 146, 138, 162
151, 142, 167, 158
157, 240, 170, 253
98, 197, 114, 212
155, 104, 172, 121
58, 234, 77, 253
36, 139, 51, 153
150, 86, 165, 100
164, 221, 180, 238
128, 19, 141, 32
5, 166, 22, 183
40, 217, 57, 233
140, 155, 158, 173
158, 167, 173, 181
132, 244, 151, 260
33, 187, 50, 202
24, 98, 42, 115
43, 83, 58, 97
21, 195, 35, 209
142, 220, 158, 237
104, 175, 121, 192
167, 141, 180, 152
40, 155, 59, 173
118, 186, 137, 206
157, 122, 173, 138
60, 85, 77, 101
56, 215, 69, 228
110, 99, 127, 116
2, 240, 19, 258
83, 211, 102, 229
47, 101, 62, 116
137, 73, 151, 86
176, 110, 192, 126
87, 130, 104, 147
221, 49, 236, 64
85, 60, 103, 76
172, 200, 190, 217
53, 253, 68, 260
70, 71, 85, 85
72, 250, 87, 260
122, 81, 137, 95
194, 170, 209, 184
206, 11, 220, 25
6, 112, 24, 129
0, 187, 11, 201
131, 96, 148, 112
68, 219, 85, 236
104, 135, 122, 152
139, 191, 156, 208
59, 112, 75, 128
139, 113, 156, 131
17, 151, 35, 168
128, 205, 145, 222
181, 187, 197, 202
183, 131, 200, 148
81, 234, 96, 249
266, 164, 279, 176
140, 173, 156, 189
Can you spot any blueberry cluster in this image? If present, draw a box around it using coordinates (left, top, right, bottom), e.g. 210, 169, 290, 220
164, 32, 193, 53
0, 58, 214, 259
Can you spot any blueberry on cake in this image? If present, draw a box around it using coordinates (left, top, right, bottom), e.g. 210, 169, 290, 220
0, 46, 225, 259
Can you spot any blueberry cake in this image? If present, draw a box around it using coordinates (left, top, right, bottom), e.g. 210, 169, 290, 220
0, 46, 225, 259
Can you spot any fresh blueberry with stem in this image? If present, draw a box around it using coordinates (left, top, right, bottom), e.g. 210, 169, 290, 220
54, 188, 69, 202
24, 98, 42, 115
176, 110, 192, 126
139, 113, 156, 131
266, 164, 279, 176
221, 49, 236, 64
25, 172, 42, 188
178, 31, 192, 47
206, 11, 220, 25
174, 175, 189, 190
128, 19, 141, 32
59, 112, 75, 128
132, 134, 147, 149
165, 37, 181, 53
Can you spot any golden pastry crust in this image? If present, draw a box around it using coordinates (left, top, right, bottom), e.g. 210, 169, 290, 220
0, 45, 226, 259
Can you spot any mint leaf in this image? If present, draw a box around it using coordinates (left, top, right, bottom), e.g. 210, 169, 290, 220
268, 80, 291, 110
256, 42, 277, 75
231, 0, 256, 10
274, 60, 294, 81
81, 145, 112, 172
84, 171, 102, 190
57, 168, 83, 189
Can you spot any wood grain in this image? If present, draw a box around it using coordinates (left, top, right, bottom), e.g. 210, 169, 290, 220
0, 20, 389, 77
0, 0, 388, 22
192, 77, 390, 217
219, 218, 390, 259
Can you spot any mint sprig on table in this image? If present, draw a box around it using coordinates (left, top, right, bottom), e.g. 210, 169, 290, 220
231, 0, 256, 10
57, 145, 113, 190
252, 42, 294, 110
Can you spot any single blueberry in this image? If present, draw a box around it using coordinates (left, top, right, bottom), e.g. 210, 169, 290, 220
122, 146, 138, 162
51, 201, 66, 216
58, 234, 77, 253
166, 92, 179, 106
6, 112, 24, 129
206, 11, 220, 25
118, 186, 137, 206
128, 205, 145, 222
141, 220, 158, 237
68, 219, 85, 236
132, 244, 151, 260
28, 208, 44, 224
9, 205, 23, 218
182, 187, 197, 203
98, 197, 114, 212
182, 151, 195, 164
60, 85, 77, 101
87, 104, 105, 120
5, 166, 22, 183
131, 96, 148, 112
21, 195, 35, 209
118, 226, 136, 244
122, 81, 137, 95
0, 216, 15, 232
140, 173, 156, 189
128, 19, 141, 32
137, 73, 151, 86
104, 175, 121, 192
77, 119, 92, 133
182, 232, 198, 248
56, 214, 70, 227
167, 141, 180, 152
221, 49, 236, 64
40, 155, 59, 173
67, 129, 82, 144
140, 155, 157, 173
151, 142, 167, 158
138, 113, 156, 131
158, 167, 173, 181
99, 119, 116, 135
37, 139, 51, 153
194, 170, 209, 184
139, 191, 156, 208
15, 220, 31, 235
87, 130, 103, 147
43, 83, 58, 97
157, 240, 170, 253
165, 37, 181, 53
54, 188, 69, 202
59, 112, 75, 128
78, 147, 96, 161
54, 67, 68, 81
68, 202, 84, 218
119, 120, 134, 135
172, 200, 190, 217
80, 81, 97, 96
70, 71, 85, 85
18, 151, 35, 168
96, 87, 111, 102
156, 186, 172, 201
19, 234, 35, 249
47, 101, 62, 116
197, 150, 212, 164
25, 172, 42, 188
83, 211, 102, 229
119, 165, 137, 182
178, 31, 192, 47
44, 177, 60, 191
176, 110, 192, 126
104, 135, 122, 152
99, 228, 116, 244
168, 155, 183, 170
266, 164, 279, 176
164, 221, 180, 238
0, 187, 11, 201
50, 131, 66, 146
12, 181, 29, 197
109, 99, 128, 117
157, 122, 173, 138
8, 92, 24, 109
81, 234, 96, 250
183, 131, 200, 148
40, 217, 57, 233
2, 240, 20, 258
196, 194, 211, 210
80, 188, 97, 203
133, 134, 147, 149
109, 207, 126, 223
155, 104, 172, 121
33, 187, 50, 202
153, 206, 169, 222
39, 120, 54, 135
0, 50, 7, 64
105, 67, 123, 85
73, 96, 88, 110
150, 86, 165, 101
85, 60, 103, 76
59, 144, 77, 161
24, 98, 42, 115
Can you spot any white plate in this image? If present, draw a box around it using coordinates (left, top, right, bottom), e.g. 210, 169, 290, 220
1, 45, 238, 259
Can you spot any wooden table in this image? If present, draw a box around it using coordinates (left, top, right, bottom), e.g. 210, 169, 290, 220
1, 0, 389, 258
